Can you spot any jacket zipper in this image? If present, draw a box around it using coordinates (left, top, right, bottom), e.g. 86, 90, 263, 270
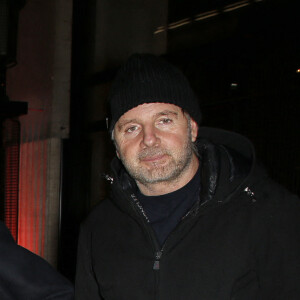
129, 193, 171, 271
152, 200, 200, 271
128, 193, 162, 300
129, 193, 162, 260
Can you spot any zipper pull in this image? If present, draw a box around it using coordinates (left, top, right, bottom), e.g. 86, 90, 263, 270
102, 173, 114, 184
153, 251, 163, 270
244, 187, 256, 203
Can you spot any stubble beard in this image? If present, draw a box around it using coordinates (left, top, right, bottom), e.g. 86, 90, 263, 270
118, 126, 195, 186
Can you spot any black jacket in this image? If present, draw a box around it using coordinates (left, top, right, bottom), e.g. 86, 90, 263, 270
75, 127, 300, 300
0, 221, 74, 299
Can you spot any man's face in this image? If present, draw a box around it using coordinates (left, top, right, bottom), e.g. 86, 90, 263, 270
113, 103, 198, 191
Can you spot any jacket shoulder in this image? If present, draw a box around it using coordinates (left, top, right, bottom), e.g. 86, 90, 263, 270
247, 173, 300, 242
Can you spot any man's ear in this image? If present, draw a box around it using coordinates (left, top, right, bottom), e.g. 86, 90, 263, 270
190, 118, 198, 142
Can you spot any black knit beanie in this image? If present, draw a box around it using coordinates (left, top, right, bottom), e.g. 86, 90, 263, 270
107, 53, 201, 134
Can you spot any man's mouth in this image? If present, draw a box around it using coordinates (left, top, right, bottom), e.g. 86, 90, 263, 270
140, 154, 167, 162
139, 149, 169, 164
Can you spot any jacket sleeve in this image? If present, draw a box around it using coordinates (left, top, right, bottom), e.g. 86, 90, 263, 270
75, 223, 103, 300
0, 221, 74, 299
255, 186, 300, 299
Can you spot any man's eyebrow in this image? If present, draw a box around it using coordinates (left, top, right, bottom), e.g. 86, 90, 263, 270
155, 110, 179, 118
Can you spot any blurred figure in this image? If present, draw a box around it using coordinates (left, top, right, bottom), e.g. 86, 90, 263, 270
0, 221, 74, 299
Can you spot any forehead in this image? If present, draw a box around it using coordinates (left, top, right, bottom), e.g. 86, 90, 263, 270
118, 102, 182, 122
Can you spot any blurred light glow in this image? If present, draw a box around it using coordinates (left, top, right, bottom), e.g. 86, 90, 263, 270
168, 18, 191, 30
224, 0, 250, 12
195, 10, 219, 21
154, 26, 166, 34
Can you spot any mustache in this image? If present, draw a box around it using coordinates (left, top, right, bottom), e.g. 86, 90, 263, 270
138, 148, 169, 160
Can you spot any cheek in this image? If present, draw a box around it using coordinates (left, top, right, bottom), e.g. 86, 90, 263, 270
117, 141, 138, 160
161, 131, 188, 148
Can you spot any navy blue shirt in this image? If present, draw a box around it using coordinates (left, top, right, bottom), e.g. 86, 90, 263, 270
137, 167, 201, 247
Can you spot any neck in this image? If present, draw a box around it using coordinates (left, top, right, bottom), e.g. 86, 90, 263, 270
136, 154, 199, 196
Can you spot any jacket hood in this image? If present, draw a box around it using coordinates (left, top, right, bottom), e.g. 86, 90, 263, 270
196, 127, 255, 206
108, 127, 256, 212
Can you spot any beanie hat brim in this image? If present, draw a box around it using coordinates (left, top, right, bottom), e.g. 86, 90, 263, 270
108, 54, 202, 134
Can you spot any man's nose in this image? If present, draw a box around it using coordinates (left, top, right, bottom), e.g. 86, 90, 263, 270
141, 125, 160, 148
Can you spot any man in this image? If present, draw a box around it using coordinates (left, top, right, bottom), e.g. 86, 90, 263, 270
75, 54, 300, 299
0, 221, 74, 299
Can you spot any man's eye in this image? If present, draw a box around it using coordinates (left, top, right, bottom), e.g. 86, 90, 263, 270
159, 118, 172, 124
125, 126, 138, 133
